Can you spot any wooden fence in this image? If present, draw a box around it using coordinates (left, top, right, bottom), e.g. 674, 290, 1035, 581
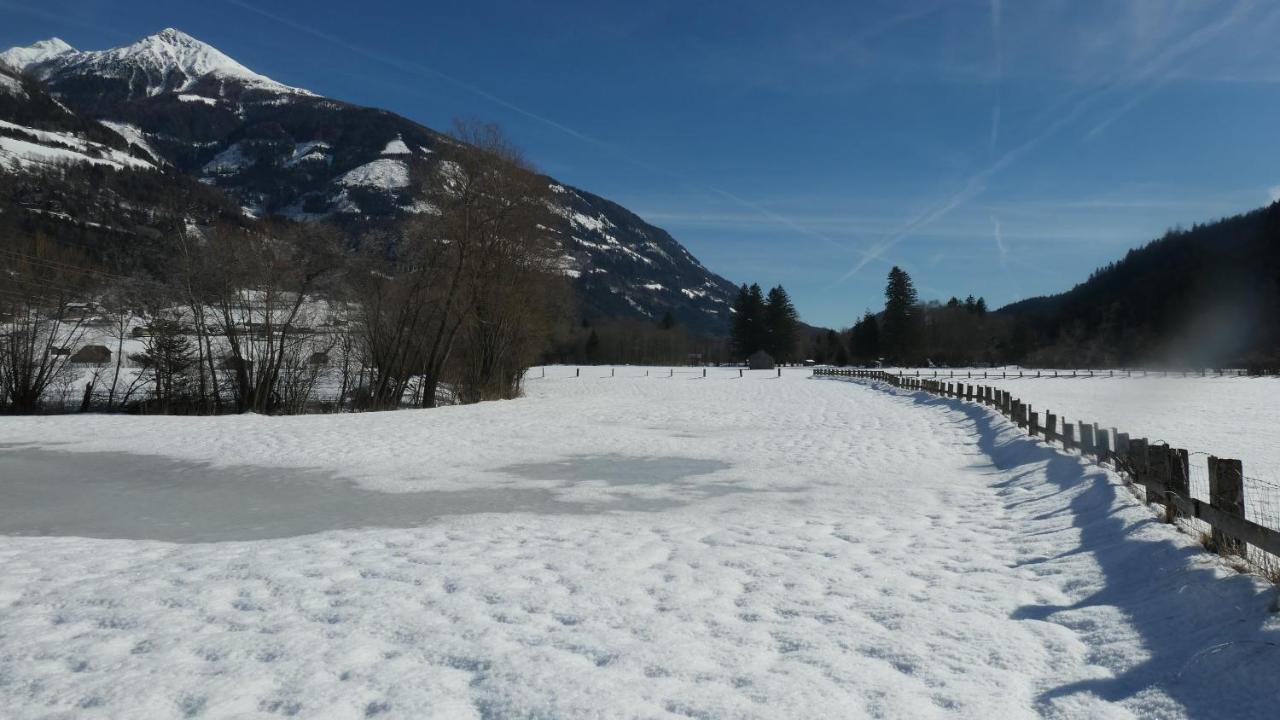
814, 368, 1280, 574
871, 368, 1276, 379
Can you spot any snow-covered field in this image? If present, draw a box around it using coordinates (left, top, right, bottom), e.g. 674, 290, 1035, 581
2, 368, 1278, 718
881, 370, 1280, 531
971, 373, 1280, 479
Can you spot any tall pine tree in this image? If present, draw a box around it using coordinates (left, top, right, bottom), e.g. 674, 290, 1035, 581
849, 310, 880, 364
730, 283, 767, 357
881, 266, 921, 365
763, 285, 800, 362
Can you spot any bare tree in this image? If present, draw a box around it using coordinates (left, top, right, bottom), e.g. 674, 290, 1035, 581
355, 121, 557, 409
199, 222, 342, 413
0, 236, 96, 413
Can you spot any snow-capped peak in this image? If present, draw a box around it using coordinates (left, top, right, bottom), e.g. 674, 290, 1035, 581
14, 28, 312, 97
0, 37, 76, 72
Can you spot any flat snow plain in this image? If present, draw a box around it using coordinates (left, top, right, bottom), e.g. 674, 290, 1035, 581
1, 367, 1278, 719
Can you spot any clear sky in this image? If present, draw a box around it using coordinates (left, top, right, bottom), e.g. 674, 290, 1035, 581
4, 0, 1280, 328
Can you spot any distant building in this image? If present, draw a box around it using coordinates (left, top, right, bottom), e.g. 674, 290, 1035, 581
69, 345, 111, 364
748, 350, 775, 370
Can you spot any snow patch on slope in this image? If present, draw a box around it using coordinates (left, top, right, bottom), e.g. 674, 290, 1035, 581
98, 120, 161, 163
381, 136, 411, 155
284, 140, 330, 168
339, 158, 409, 189
0, 119, 154, 171
0, 72, 26, 98
202, 142, 254, 174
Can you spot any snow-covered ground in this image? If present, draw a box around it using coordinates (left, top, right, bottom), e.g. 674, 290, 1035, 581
1, 368, 1278, 718
879, 369, 1280, 531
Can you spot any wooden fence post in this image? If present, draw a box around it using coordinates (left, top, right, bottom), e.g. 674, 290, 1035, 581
1078, 421, 1095, 457
1029, 410, 1039, 436
1045, 412, 1056, 443
1128, 438, 1149, 494
1062, 422, 1075, 452
1164, 447, 1190, 523
1148, 445, 1171, 517
1208, 457, 1246, 555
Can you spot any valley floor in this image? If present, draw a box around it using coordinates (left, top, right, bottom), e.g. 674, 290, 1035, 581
1, 369, 1277, 718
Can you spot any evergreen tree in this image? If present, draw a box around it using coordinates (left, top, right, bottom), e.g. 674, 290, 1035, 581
660, 311, 676, 330
881, 266, 921, 365
763, 284, 800, 361
584, 329, 600, 361
730, 283, 767, 357
849, 310, 880, 364
974, 297, 988, 316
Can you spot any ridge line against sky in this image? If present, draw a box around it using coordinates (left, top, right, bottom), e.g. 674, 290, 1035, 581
3, 1, 1280, 328
218, 0, 893, 274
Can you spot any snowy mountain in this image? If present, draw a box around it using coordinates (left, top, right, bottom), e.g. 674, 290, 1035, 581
0, 29, 739, 333
9, 29, 311, 98
0, 37, 75, 72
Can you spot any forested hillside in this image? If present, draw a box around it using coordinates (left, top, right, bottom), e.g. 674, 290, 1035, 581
1000, 202, 1280, 367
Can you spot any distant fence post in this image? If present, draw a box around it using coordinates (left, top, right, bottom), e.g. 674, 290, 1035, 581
1208, 457, 1246, 556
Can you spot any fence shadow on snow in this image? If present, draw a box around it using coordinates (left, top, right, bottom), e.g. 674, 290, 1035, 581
894, 389, 1280, 716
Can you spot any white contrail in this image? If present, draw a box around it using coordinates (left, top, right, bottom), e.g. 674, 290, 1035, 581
221, 0, 610, 150
832, 0, 1255, 285
991, 215, 1007, 270
222, 0, 886, 264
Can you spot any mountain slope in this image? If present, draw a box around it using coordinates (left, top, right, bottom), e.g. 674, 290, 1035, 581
0, 29, 738, 334
998, 202, 1280, 366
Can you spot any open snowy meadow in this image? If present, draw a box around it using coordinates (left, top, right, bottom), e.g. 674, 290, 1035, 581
2, 367, 1278, 718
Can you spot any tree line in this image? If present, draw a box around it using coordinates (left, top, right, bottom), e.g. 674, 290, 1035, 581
801, 266, 1004, 368
0, 123, 565, 414
729, 283, 801, 362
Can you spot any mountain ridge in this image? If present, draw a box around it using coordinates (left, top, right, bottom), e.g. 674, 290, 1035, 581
0, 29, 739, 334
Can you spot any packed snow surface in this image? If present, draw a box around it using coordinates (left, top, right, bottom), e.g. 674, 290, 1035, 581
1, 369, 1277, 718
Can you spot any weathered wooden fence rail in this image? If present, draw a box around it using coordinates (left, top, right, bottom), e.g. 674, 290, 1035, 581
863, 367, 1277, 379
814, 367, 1280, 573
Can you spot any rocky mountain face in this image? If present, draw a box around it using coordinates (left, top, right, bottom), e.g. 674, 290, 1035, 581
0, 29, 737, 333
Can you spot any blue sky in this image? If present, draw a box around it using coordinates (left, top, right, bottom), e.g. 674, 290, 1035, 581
4, 0, 1280, 328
